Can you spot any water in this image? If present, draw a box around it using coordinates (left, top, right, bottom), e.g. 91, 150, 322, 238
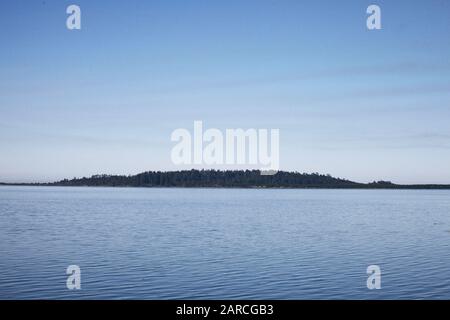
0, 186, 449, 299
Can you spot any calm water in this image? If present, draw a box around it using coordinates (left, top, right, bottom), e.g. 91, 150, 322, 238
0, 186, 449, 299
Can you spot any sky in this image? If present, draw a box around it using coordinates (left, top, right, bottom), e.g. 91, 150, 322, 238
1, 0, 450, 184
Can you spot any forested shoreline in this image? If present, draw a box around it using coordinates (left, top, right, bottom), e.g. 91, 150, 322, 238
2, 170, 449, 189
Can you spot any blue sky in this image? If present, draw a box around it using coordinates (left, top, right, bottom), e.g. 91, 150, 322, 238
1, 0, 450, 183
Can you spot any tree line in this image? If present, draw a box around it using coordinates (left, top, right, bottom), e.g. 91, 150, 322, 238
4, 170, 449, 189
49, 170, 362, 188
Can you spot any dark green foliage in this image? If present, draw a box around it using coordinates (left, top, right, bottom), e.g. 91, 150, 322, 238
4, 170, 449, 189
43, 169, 365, 188
50, 169, 361, 188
